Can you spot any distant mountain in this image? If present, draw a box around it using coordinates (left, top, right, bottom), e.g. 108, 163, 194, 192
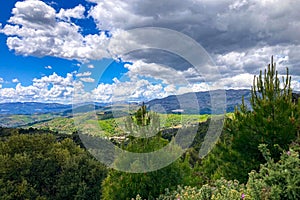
146, 89, 252, 114
0, 90, 252, 115
0, 102, 111, 115
0, 102, 72, 115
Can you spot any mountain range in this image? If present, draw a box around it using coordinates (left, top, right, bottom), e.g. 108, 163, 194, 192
147, 89, 251, 114
0, 89, 251, 116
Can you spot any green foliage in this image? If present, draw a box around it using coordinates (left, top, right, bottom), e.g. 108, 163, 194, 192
0, 133, 107, 200
201, 57, 298, 183
246, 143, 300, 200
124, 103, 160, 139
151, 142, 300, 200
159, 114, 208, 129
101, 133, 190, 200
145, 178, 246, 200
101, 104, 193, 200
99, 119, 121, 136
102, 158, 188, 200
28, 117, 77, 134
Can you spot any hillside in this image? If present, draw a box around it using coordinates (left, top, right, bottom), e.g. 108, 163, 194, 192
147, 89, 251, 114
0, 89, 252, 128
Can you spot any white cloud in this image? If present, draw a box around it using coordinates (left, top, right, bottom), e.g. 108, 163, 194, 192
0, 73, 80, 103
229, 0, 248, 10
1, 0, 300, 103
87, 64, 95, 69
80, 77, 95, 83
8, 0, 56, 29
45, 65, 52, 69
213, 45, 300, 77
87, 0, 153, 31
12, 78, 19, 83
215, 73, 254, 90
92, 78, 166, 102
124, 60, 202, 85
76, 71, 92, 77
0, 78, 3, 83
291, 80, 300, 91
57, 4, 85, 21
0, 0, 110, 61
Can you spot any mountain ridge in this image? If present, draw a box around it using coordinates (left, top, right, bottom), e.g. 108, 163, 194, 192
146, 89, 251, 114
0, 89, 252, 115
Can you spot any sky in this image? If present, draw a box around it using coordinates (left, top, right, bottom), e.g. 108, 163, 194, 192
0, 0, 300, 103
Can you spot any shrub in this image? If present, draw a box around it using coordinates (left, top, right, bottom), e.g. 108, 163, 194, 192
154, 141, 300, 200
246, 143, 300, 200
0, 134, 107, 199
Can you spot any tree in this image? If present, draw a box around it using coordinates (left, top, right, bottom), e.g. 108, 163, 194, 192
101, 104, 190, 200
201, 56, 299, 183
0, 133, 107, 199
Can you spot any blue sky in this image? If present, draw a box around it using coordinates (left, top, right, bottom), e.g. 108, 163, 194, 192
0, 0, 300, 103
0, 0, 124, 85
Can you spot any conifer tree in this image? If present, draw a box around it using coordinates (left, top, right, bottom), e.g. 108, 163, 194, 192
102, 104, 188, 200
201, 56, 299, 183
232, 56, 297, 161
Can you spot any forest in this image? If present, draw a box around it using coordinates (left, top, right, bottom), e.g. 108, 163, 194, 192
0, 58, 299, 200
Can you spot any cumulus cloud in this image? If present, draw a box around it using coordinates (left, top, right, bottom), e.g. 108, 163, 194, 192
92, 78, 166, 102
0, 69, 297, 103
0, 0, 110, 61
57, 4, 85, 21
45, 65, 52, 69
88, 0, 300, 49
76, 71, 92, 77
12, 78, 19, 83
0, 73, 80, 103
1, 0, 300, 103
214, 45, 300, 78
291, 79, 300, 91
124, 60, 203, 85
2, 0, 300, 69
80, 77, 95, 83
91, 0, 300, 78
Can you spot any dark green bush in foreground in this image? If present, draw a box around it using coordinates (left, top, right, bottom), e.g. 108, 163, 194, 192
0, 134, 107, 200
135, 141, 299, 200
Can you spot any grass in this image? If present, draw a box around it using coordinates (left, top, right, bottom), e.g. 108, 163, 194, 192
0, 114, 55, 127
19, 112, 233, 137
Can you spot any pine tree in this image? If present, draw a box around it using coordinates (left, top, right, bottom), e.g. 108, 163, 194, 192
102, 104, 187, 200
201, 56, 299, 183
232, 56, 297, 161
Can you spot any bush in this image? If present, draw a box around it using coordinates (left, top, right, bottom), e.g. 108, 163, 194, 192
154, 142, 300, 200
156, 178, 246, 200
0, 134, 107, 199
246, 143, 300, 200
101, 135, 192, 200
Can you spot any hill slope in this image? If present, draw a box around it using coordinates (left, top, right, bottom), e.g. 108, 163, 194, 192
146, 89, 251, 114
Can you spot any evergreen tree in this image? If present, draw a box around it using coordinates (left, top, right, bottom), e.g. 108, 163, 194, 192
201, 56, 299, 183
102, 104, 189, 200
